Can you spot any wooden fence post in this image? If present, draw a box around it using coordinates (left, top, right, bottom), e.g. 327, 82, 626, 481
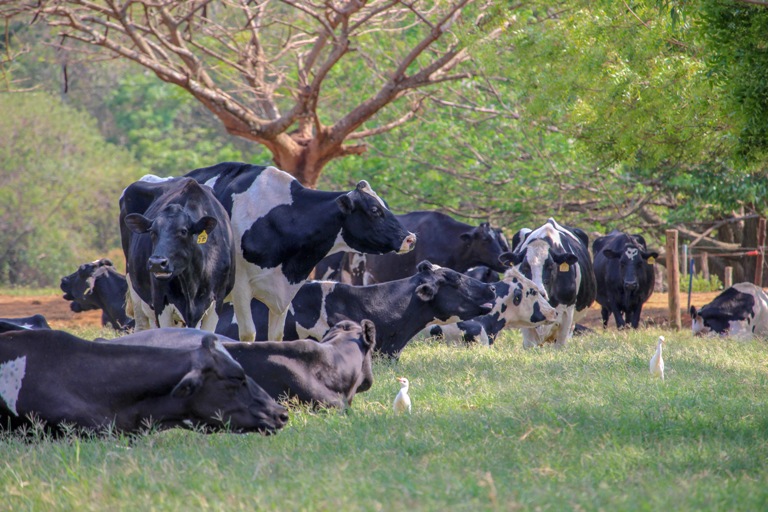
756, 217, 766, 287
725, 266, 733, 288
666, 229, 681, 330
701, 252, 709, 281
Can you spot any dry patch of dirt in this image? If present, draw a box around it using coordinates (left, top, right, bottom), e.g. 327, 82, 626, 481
0, 293, 102, 330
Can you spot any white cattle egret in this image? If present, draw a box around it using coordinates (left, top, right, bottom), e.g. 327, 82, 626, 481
650, 335, 665, 381
393, 377, 411, 414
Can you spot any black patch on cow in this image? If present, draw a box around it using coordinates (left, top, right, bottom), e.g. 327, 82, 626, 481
697, 288, 756, 334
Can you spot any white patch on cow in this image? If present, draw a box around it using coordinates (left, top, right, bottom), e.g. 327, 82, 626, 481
625, 247, 639, 260
157, 303, 185, 328
230, 166, 294, 238
362, 271, 375, 286
520, 239, 551, 300
0, 356, 26, 416
328, 230, 353, 255
517, 218, 579, 253
126, 273, 156, 331
199, 300, 219, 332
295, 282, 336, 340
354, 181, 388, 210
203, 176, 219, 190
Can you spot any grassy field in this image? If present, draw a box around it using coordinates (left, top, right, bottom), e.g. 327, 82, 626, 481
2, 327, 768, 511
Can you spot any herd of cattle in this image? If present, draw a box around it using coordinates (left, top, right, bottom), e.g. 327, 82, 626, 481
1, 162, 767, 436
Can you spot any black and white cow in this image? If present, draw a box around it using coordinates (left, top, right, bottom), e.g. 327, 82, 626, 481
216, 261, 495, 358
185, 162, 416, 341
0, 329, 288, 434
592, 230, 658, 329
60, 259, 134, 332
344, 211, 509, 285
424, 267, 558, 346
0, 315, 51, 334
500, 218, 596, 347
120, 177, 235, 331
690, 283, 768, 338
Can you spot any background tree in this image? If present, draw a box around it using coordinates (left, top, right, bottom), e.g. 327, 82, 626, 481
4, 0, 501, 187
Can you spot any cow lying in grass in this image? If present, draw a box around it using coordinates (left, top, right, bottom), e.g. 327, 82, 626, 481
690, 283, 768, 338
0, 329, 288, 434
100, 319, 376, 409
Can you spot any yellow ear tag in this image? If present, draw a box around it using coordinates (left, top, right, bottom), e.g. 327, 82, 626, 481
197, 230, 208, 245
647, 256, 655, 264
559, 262, 570, 272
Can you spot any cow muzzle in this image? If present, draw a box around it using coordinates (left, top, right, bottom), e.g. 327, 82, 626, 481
624, 281, 639, 291
398, 232, 417, 254
148, 256, 173, 279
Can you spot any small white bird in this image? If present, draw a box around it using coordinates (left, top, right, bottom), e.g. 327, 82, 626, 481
393, 377, 412, 414
650, 335, 665, 381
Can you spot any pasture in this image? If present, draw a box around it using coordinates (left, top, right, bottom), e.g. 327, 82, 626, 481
2, 319, 767, 510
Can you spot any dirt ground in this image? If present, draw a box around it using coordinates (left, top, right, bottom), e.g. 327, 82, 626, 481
0, 290, 723, 332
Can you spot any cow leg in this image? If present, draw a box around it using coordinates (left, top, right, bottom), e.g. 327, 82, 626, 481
521, 327, 541, 348
267, 308, 289, 341
199, 301, 219, 333
600, 306, 610, 328
554, 307, 575, 347
629, 307, 642, 329
126, 273, 152, 331
232, 278, 257, 342
608, 303, 626, 329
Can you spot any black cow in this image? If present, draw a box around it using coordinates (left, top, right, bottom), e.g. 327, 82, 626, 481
592, 230, 658, 329
0, 329, 288, 434
690, 283, 768, 338
0, 315, 50, 334
120, 177, 235, 331
343, 211, 509, 285
99, 320, 376, 409
500, 218, 596, 347
289, 261, 496, 357
185, 162, 416, 341
464, 265, 501, 283
60, 259, 134, 331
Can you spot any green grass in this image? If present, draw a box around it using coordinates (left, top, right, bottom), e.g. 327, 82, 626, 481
3, 328, 768, 511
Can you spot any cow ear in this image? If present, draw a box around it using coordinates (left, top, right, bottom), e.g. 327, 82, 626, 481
100, 259, 114, 267
460, 232, 473, 243
417, 260, 436, 274
361, 319, 377, 350
336, 194, 355, 215
193, 216, 218, 235
603, 249, 621, 259
499, 249, 525, 267
171, 368, 204, 398
643, 251, 659, 262
124, 213, 153, 234
85, 275, 96, 296
416, 283, 437, 301
690, 305, 697, 317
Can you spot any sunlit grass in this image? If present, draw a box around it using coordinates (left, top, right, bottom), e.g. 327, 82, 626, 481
2, 327, 768, 510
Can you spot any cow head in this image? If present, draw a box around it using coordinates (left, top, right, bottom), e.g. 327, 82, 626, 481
173, 334, 288, 433
499, 240, 579, 307
336, 181, 416, 255
414, 260, 495, 324
60, 259, 115, 312
465, 266, 500, 284
458, 223, 509, 273
499, 267, 559, 327
602, 245, 658, 292
124, 204, 218, 280
322, 319, 377, 397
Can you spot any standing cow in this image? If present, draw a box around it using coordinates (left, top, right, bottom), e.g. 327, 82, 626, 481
185, 162, 416, 341
592, 230, 658, 329
120, 177, 235, 331
341, 211, 509, 285
500, 218, 596, 347
690, 283, 768, 338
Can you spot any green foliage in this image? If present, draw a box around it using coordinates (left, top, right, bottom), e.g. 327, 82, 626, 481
0, 92, 141, 286
3, 328, 768, 509
680, 271, 723, 292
